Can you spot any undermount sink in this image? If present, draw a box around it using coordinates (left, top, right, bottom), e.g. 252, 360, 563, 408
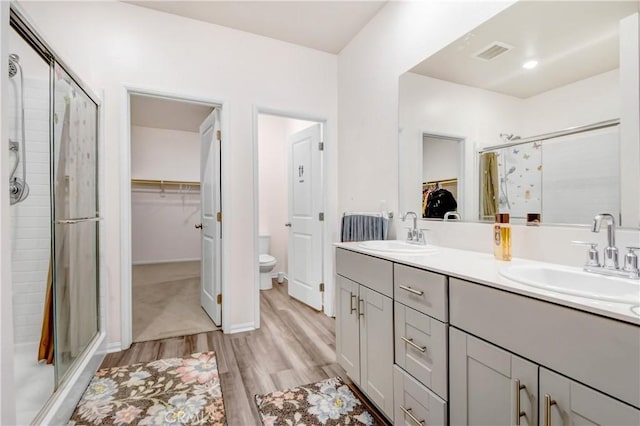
358, 240, 438, 254
500, 264, 640, 304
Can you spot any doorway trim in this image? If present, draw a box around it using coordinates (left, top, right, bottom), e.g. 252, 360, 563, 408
120, 86, 228, 350
252, 106, 333, 327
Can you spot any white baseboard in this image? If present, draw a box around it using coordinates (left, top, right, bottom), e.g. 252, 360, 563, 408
132, 257, 201, 266
225, 322, 256, 334
106, 342, 123, 353
271, 272, 289, 281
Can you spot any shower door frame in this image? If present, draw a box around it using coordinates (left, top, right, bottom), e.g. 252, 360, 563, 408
1, 4, 108, 425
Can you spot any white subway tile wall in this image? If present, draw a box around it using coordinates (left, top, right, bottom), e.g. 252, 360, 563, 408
9, 78, 51, 344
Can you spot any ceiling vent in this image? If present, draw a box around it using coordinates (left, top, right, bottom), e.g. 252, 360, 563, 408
473, 41, 514, 61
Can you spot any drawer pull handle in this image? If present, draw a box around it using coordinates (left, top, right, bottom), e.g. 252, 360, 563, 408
400, 406, 425, 425
399, 285, 424, 296
543, 394, 557, 426
359, 298, 364, 317
514, 379, 526, 425
349, 292, 357, 314
401, 336, 426, 352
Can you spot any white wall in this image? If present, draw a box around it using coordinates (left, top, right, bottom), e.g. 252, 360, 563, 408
258, 114, 315, 277
423, 136, 459, 183
130, 126, 201, 264
19, 1, 338, 341
520, 69, 619, 136
131, 191, 200, 264
258, 115, 288, 275
131, 126, 200, 181
339, 0, 639, 266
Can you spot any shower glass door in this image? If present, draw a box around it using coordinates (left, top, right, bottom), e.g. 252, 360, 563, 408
51, 62, 100, 385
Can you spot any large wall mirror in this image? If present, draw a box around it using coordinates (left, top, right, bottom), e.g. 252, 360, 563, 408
399, 1, 640, 228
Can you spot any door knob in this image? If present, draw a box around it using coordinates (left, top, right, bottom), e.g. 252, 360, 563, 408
285, 223, 292, 227
195, 223, 203, 229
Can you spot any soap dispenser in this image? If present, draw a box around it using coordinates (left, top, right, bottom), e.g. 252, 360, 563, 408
494, 213, 512, 261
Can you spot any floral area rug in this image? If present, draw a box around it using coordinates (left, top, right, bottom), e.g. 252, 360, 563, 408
69, 352, 225, 425
255, 377, 384, 425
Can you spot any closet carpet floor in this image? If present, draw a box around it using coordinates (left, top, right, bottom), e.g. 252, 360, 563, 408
132, 261, 219, 342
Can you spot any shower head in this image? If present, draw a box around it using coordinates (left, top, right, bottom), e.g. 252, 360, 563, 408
8, 53, 19, 78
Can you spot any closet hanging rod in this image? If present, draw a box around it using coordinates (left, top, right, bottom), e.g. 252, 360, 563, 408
424, 178, 457, 186
131, 179, 200, 187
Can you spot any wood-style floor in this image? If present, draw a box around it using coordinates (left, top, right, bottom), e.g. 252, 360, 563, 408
102, 280, 346, 425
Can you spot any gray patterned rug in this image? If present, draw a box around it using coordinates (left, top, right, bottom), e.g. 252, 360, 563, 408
69, 352, 225, 425
255, 377, 383, 425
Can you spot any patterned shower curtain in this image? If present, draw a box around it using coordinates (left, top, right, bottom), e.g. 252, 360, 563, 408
39, 76, 98, 364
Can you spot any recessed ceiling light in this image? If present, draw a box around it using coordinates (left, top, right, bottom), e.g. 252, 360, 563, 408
522, 60, 538, 70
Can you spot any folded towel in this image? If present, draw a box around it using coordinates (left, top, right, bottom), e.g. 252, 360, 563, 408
341, 213, 389, 242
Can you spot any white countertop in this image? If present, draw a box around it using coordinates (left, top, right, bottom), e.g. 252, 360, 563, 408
335, 241, 640, 326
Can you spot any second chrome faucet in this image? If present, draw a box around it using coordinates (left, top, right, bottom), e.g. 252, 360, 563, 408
574, 213, 639, 279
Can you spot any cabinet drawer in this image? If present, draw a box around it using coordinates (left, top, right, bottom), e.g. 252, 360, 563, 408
395, 302, 447, 399
450, 278, 640, 409
393, 365, 447, 426
336, 248, 393, 297
394, 264, 448, 321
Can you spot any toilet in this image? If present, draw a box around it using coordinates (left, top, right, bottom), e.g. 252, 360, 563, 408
259, 235, 277, 290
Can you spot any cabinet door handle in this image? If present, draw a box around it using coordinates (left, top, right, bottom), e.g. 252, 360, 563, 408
514, 379, 526, 425
401, 336, 426, 352
399, 285, 424, 296
400, 406, 425, 425
543, 394, 557, 426
349, 292, 357, 314
358, 298, 364, 317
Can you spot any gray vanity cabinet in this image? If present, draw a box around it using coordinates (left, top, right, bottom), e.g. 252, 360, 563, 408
359, 285, 394, 415
336, 275, 361, 384
449, 327, 538, 426
539, 368, 640, 426
335, 249, 394, 419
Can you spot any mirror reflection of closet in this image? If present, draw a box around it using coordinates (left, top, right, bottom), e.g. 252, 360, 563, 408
421, 134, 462, 219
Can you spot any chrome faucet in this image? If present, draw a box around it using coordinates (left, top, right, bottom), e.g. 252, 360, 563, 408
401, 211, 426, 245
573, 213, 638, 279
591, 213, 618, 269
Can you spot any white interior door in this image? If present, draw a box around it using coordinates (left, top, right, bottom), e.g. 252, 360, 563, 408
287, 123, 323, 310
199, 109, 221, 326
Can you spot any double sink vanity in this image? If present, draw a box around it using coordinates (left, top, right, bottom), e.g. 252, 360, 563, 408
335, 241, 640, 425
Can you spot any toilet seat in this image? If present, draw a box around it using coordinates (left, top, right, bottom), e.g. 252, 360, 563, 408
259, 254, 276, 266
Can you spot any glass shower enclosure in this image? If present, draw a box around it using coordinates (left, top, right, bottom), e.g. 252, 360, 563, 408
8, 7, 101, 422
51, 62, 100, 384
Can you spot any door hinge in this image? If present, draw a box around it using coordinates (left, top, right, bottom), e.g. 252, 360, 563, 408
319, 282, 325, 292
318, 141, 324, 151
216, 212, 222, 222
217, 294, 222, 304
319, 212, 324, 221
216, 130, 221, 141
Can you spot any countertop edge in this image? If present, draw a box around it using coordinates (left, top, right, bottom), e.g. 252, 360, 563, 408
334, 242, 640, 326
